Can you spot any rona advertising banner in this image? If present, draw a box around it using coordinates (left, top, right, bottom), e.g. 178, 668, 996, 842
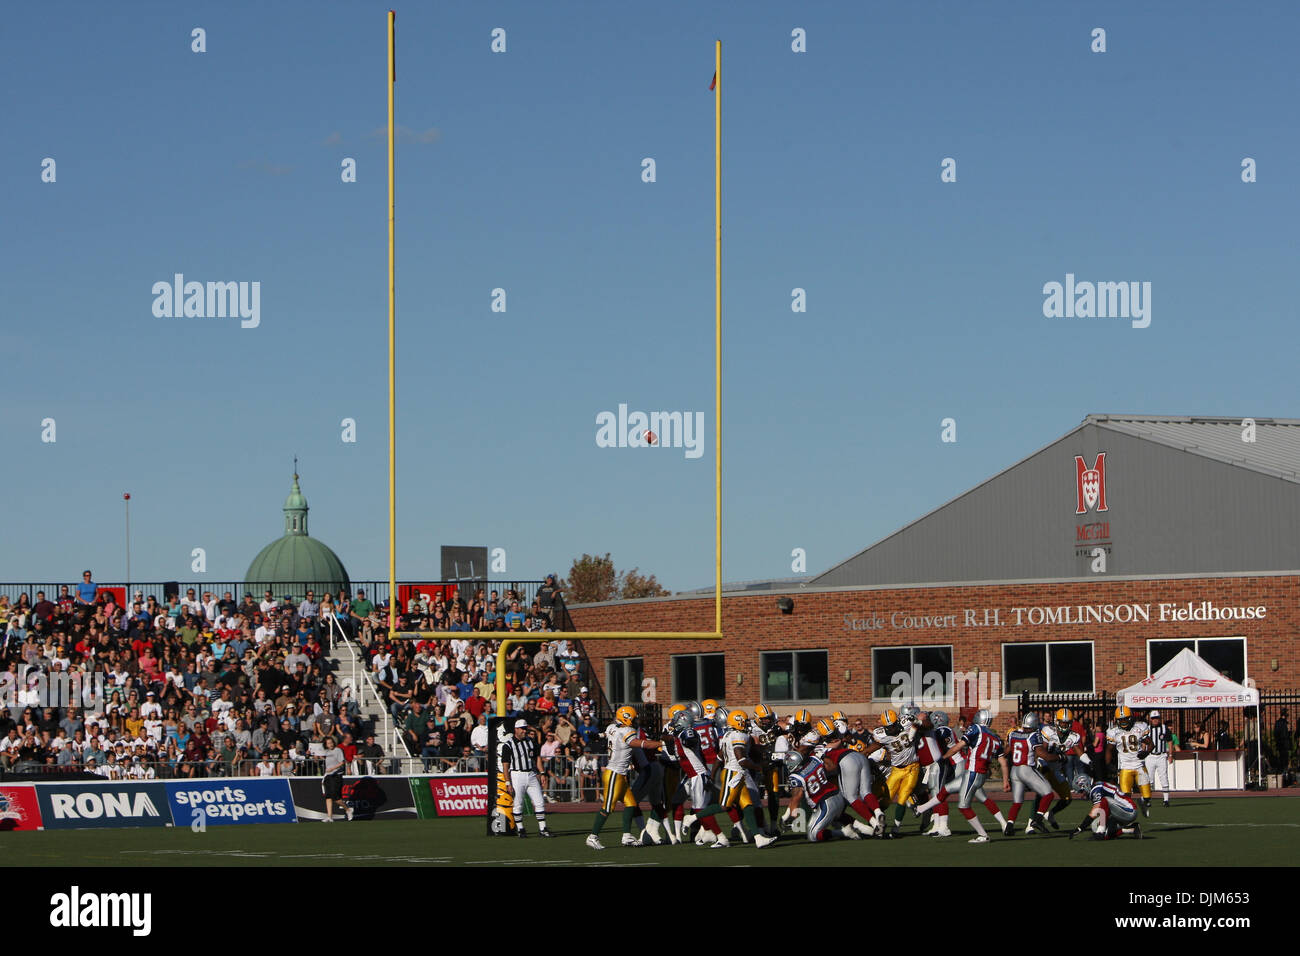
37, 781, 172, 829
289, 776, 417, 821
165, 779, 296, 826
411, 775, 490, 818
0, 784, 42, 831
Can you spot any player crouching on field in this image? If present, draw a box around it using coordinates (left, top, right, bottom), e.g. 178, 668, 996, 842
1068, 774, 1143, 841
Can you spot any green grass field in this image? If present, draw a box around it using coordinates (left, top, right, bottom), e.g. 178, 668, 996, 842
4, 797, 1295, 867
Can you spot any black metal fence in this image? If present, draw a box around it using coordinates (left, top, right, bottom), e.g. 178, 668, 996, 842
1017, 689, 1300, 781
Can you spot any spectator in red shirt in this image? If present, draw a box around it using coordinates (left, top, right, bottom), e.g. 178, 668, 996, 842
465, 687, 488, 721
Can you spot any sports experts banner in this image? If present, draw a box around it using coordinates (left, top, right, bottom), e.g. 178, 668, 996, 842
165, 779, 296, 825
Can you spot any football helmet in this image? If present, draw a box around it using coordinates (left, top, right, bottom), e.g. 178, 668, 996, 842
701, 699, 719, 720
1115, 706, 1134, 730
930, 710, 949, 728
1022, 712, 1040, 730
781, 750, 804, 772
901, 704, 921, 724
726, 709, 747, 732
799, 731, 822, 748
1054, 708, 1073, 734
792, 709, 813, 734
1072, 773, 1093, 795
615, 705, 637, 728
685, 700, 703, 721
973, 709, 992, 726
830, 711, 847, 724
753, 703, 775, 729
879, 709, 901, 734
815, 717, 836, 738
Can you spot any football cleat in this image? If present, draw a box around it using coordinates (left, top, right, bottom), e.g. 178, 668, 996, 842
1130, 824, 1144, 839
1003, 822, 1016, 837
695, 828, 716, 846
851, 819, 875, 837
586, 834, 605, 850
754, 832, 777, 849
538, 829, 555, 838
1114, 705, 1134, 731
621, 834, 643, 847
517, 828, 527, 838
838, 826, 862, 840
711, 834, 730, 849
968, 835, 989, 844
615, 705, 637, 728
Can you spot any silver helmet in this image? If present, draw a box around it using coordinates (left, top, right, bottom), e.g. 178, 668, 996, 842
715, 707, 732, 730
929, 710, 949, 728
1022, 712, 1040, 730
684, 700, 703, 721
1073, 773, 1093, 795
973, 708, 993, 726
781, 750, 804, 773
901, 704, 921, 724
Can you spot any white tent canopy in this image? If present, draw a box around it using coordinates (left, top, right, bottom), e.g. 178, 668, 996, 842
1117, 647, 1260, 787
1117, 647, 1258, 709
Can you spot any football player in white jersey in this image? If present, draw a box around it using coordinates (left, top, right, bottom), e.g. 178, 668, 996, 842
586, 705, 666, 850
688, 710, 777, 849
863, 709, 922, 838
1105, 706, 1153, 816
1038, 708, 1085, 828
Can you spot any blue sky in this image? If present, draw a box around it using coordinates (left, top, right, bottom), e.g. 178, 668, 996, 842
2, 1, 1296, 590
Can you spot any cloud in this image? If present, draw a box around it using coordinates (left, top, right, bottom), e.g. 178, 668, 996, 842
238, 160, 294, 176
369, 125, 440, 145
322, 131, 343, 147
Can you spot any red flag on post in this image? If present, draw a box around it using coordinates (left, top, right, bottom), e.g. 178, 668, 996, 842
709, 71, 716, 91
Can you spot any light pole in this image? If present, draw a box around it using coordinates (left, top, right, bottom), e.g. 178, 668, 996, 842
123, 493, 131, 592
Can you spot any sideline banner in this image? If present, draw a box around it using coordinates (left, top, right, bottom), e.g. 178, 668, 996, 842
37, 781, 172, 830
289, 776, 417, 821
0, 783, 43, 831
165, 778, 296, 826
411, 774, 489, 818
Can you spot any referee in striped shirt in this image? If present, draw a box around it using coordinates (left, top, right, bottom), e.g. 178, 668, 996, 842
1143, 710, 1174, 807
501, 719, 554, 838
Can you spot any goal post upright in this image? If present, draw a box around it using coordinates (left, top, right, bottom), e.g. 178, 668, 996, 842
387, 9, 398, 644
493, 39, 726, 717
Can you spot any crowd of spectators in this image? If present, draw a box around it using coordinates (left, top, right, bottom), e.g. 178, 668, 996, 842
0, 572, 384, 778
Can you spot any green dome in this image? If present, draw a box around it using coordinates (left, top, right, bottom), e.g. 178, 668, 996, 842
244, 473, 350, 597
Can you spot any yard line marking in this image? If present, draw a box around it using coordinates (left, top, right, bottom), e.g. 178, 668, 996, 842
1149, 821, 1300, 828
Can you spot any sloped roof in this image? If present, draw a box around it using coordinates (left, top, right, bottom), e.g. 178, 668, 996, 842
810, 413, 1300, 584
1088, 415, 1300, 482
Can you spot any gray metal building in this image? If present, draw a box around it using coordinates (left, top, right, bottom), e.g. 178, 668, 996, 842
812, 415, 1300, 587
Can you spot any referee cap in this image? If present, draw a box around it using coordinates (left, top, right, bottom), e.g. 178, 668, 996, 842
1149, 710, 1161, 717
514, 719, 528, 728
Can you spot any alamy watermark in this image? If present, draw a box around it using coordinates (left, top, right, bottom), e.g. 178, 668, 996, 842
1042, 273, 1150, 329
1, 671, 107, 710
889, 666, 1004, 716
595, 403, 705, 459
152, 274, 260, 328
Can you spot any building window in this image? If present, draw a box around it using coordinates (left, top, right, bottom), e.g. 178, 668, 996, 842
606, 657, 643, 705
1002, 641, 1094, 695
672, 653, 726, 703
1148, 638, 1246, 685
871, 645, 954, 700
761, 650, 828, 703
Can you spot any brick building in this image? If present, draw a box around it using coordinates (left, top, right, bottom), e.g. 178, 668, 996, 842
572, 416, 1300, 717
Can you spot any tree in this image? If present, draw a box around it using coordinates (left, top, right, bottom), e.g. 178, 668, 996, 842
562, 554, 670, 603
620, 568, 669, 600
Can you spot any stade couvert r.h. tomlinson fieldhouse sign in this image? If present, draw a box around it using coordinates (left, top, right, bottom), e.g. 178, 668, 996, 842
844, 601, 1268, 632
